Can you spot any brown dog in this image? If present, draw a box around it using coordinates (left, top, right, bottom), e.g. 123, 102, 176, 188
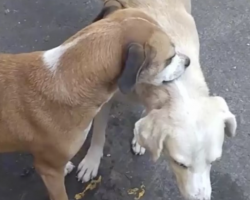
0, 5, 189, 200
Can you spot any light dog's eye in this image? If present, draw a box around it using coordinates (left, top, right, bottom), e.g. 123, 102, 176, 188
173, 159, 188, 169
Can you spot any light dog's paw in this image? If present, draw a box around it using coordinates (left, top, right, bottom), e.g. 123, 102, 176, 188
77, 153, 102, 183
132, 136, 146, 155
64, 161, 75, 176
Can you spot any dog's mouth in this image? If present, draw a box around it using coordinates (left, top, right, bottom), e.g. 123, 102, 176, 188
161, 54, 190, 84
162, 72, 183, 84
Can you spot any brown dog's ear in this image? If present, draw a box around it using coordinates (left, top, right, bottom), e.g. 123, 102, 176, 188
118, 43, 149, 94
93, 0, 123, 22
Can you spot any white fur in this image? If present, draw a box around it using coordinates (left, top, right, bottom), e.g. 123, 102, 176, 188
77, 100, 112, 183
77, 118, 103, 183
64, 161, 75, 176
123, 0, 237, 200
77, 147, 102, 183
43, 42, 76, 72
132, 137, 146, 155
42, 32, 94, 72
184, 167, 212, 200
153, 53, 188, 85
43, 46, 66, 72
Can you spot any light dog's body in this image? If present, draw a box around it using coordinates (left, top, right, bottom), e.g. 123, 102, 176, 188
0, 8, 189, 200
77, 0, 203, 182
79, 1, 237, 200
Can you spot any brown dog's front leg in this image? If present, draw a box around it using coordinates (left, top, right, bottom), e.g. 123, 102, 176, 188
35, 161, 68, 200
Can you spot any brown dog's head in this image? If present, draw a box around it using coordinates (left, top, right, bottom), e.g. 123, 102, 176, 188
94, 0, 190, 94
118, 29, 190, 94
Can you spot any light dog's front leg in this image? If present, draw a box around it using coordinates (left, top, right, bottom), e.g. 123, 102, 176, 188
132, 109, 146, 155
77, 101, 112, 183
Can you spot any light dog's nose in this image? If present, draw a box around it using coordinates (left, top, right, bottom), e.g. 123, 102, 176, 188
184, 57, 190, 68
176, 52, 190, 68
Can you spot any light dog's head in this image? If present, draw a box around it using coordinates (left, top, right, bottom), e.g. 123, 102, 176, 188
134, 96, 237, 200
93, 1, 190, 94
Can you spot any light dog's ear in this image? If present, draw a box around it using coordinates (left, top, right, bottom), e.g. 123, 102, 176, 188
214, 96, 237, 137
134, 111, 167, 161
93, 0, 123, 22
224, 113, 237, 137
118, 44, 154, 94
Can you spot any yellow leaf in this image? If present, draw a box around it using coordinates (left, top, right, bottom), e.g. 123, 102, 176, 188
74, 176, 102, 200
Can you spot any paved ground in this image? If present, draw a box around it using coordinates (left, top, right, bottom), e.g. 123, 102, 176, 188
0, 0, 249, 200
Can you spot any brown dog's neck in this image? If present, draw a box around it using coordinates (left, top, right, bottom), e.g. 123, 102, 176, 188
34, 16, 158, 106
0, 25, 127, 110
0, 12, 159, 109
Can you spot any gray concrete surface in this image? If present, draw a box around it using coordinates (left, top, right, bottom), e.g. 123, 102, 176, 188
0, 0, 249, 200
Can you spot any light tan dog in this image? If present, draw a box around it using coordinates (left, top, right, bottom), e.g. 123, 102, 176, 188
78, 1, 237, 200
0, 5, 190, 200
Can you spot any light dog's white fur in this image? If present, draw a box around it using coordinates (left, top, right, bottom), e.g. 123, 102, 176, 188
77, 1, 237, 200
134, 95, 236, 200
151, 53, 190, 85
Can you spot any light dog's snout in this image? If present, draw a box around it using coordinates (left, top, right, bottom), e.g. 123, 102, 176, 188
179, 170, 212, 200
188, 184, 211, 200
182, 187, 211, 200
187, 191, 211, 200
192, 191, 211, 200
